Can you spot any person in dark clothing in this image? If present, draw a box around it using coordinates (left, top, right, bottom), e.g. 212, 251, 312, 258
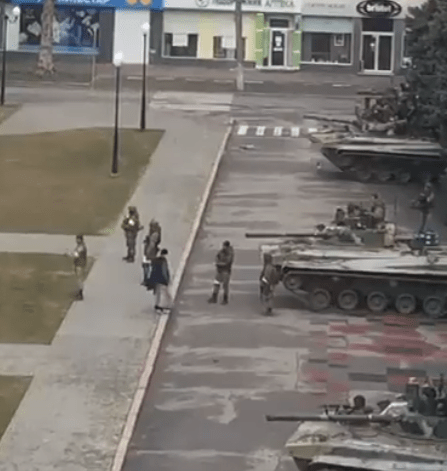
370, 193, 386, 228
142, 219, 161, 286
208, 240, 234, 305
146, 248, 172, 313
72, 235, 87, 300
411, 182, 435, 233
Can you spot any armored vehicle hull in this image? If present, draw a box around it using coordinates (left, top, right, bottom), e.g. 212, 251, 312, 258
319, 136, 447, 184
261, 242, 447, 318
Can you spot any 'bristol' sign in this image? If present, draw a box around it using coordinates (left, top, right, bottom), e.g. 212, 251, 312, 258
356, 0, 402, 17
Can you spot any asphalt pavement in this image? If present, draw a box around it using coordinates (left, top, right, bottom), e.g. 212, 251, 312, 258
121, 120, 447, 471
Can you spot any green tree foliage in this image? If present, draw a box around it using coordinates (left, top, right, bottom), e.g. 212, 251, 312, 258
406, 0, 447, 141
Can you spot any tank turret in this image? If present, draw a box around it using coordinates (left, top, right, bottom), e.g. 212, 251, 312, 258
268, 378, 447, 471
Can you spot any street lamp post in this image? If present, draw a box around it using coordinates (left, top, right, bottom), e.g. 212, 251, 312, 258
140, 22, 149, 131
111, 51, 123, 177
1, 6, 20, 106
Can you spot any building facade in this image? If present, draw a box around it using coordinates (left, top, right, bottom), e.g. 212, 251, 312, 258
4, 0, 164, 64
300, 0, 414, 74
152, 0, 303, 69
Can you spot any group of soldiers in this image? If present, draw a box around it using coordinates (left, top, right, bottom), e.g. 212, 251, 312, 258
69, 182, 436, 315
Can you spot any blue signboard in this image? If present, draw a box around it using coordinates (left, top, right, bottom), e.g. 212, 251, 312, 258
13, 0, 164, 9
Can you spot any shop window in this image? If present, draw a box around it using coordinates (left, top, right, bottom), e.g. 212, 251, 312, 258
212, 36, 246, 60
19, 5, 100, 48
164, 33, 198, 58
303, 32, 352, 64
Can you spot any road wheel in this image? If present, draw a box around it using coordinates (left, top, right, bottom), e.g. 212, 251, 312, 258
367, 291, 388, 313
355, 166, 373, 182
396, 170, 412, 184
376, 169, 392, 183
283, 273, 302, 293
337, 289, 359, 311
395, 293, 416, 315
310, 288, 331, 311
423, 296, 444, 319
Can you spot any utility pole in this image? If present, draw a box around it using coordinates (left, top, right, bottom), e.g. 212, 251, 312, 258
235, 0, 244, 91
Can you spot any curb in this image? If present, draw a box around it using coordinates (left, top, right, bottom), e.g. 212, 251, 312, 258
110, 118, 235, 471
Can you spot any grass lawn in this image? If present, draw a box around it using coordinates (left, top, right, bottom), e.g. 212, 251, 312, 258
0, 128, 163, 234
0, 105, 20, 125
0, 376, 32, 440
0, 253, 93, 344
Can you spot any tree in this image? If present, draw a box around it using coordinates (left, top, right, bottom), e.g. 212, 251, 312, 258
36, 0, 56, 76
405, 0, 447, 142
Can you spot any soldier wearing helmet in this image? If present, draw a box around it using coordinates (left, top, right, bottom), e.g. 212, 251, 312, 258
121, 206, 143, 262
208, 240, 234, 305
411, 182, 435, 233
259, 252, 280, 316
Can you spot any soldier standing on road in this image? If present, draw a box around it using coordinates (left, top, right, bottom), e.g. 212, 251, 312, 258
411, 182, 435, 233
121, 206, 143, 262
208, 240, 234, 305
142, 219, 162, 286
259, 253, 280, 316
72, 235, 87, 301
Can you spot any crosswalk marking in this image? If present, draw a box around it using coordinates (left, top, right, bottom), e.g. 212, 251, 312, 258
237, 125, 248, 136
273, 126, 283, 136
235, 125, 319, 138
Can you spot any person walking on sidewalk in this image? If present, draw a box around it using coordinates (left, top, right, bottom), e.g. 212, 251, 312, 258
147, 248, 172, 313
259, 253, 280, 316
121, 206, 143, 262
72, 235, 87, 301
208, 240, 234, 305
142, 219, 162, 286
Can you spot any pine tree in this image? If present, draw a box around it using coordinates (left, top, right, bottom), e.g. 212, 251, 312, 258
406, 0, 447, 142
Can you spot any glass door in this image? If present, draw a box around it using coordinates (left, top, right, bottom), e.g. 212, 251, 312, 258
362, 33, 393, 72
271, 30, 286, 67
362, 34, 376, 71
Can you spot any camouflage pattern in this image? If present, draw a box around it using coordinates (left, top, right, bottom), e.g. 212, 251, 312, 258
73, 235, 87, 300
208, 241, 234, 305
121, 206, 143, 262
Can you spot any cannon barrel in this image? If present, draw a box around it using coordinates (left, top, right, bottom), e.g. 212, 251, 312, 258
265, 414, 396, 423
245, 233, 325, 239
303, 114, 357, 126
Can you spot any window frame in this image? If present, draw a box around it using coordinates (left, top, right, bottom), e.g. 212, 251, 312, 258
163, 32, 198, 58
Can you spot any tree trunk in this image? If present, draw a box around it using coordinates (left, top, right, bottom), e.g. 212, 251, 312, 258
36, 0, 56, 77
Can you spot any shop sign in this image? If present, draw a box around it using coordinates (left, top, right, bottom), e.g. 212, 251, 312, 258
195, 0, 295, 7
13, 0, 165, 9
302, 1, 356, 17
356, 0, 402, 17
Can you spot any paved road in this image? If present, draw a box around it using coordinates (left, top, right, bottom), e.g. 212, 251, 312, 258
121, 118, 447, 471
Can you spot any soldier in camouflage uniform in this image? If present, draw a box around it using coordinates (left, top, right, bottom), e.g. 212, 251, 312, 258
121, 206, 143, 262
259, 253, 280, 316
72, 235, 87, 300
208, 241, 234, 305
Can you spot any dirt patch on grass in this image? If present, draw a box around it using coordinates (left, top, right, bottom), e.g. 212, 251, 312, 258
0, 105, 20, 125
0, 253, 93, 344
0, 376, 32, 440
0, 128, 163, 234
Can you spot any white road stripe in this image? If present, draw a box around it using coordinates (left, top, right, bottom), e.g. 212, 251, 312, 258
308, 128, 318, 133
237, 125, 248, 136
273, 126, 283, 136
291, 127, 300, 137
256, 126, 266, 136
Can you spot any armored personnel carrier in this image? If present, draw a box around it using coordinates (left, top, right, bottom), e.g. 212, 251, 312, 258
266, 376, 447, 471
246, 203, 444, 317
319, 135, 447, 184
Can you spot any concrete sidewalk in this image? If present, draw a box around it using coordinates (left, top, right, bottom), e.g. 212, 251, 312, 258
0, 98, 229, 470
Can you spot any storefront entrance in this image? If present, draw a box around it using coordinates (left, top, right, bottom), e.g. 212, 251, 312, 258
362, 33, 393, 72
270, 30, 286, 67
360, 18, 394, 74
